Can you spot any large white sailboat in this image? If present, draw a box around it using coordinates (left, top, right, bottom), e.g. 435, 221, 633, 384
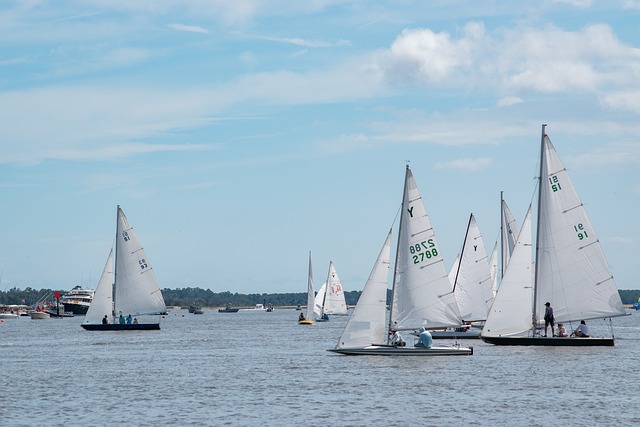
82, 206, 167, 331
329, 166, 473, 356
481, 125, 626, 346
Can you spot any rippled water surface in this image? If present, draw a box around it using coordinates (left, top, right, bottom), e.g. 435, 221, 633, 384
2, 308, 640, 426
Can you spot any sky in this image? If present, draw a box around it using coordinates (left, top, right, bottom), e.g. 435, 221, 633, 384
1, 0, 639, 294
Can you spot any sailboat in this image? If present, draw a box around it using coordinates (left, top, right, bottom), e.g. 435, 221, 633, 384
313, 282, 328, 321
481, 125, 626, 346
431, 213, 494, 339
82, 206, 167, 331
299, 252, 315, 325
329, 166, 473, 356
315, 261, 348, 321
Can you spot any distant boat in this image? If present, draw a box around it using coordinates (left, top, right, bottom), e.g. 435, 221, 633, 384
82, 206, 167, 331
313, 282, 329, 322
330, 166, 473, 356
30, 311, 50, 319
298, 252, 315, 325
60, 286, 94, 315
481, 125, 626, 346
218, 303, 239, 313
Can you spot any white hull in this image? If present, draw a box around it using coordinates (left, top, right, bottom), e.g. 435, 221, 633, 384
30, 311, 51, 319
328, 345, 473, 356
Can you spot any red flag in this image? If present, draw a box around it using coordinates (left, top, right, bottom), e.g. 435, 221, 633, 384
54, 291, 61, 299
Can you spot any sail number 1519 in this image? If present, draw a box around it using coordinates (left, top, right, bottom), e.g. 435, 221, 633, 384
410, 239, 438, 264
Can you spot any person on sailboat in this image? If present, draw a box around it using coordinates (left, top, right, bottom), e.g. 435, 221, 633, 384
102, 315, 109, 325
126, 314, 133, 324
571, 320, 590, 338
543, 302, 555, 337
556, 323, 568, 337
389, 330, 406, 347
119, 313, 125, 325
415, 327, 433, 348
298, 312, 305, 322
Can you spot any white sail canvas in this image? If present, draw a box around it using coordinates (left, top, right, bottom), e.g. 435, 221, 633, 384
336, 230, 392, 349
482, 206, 534, 337
314, 282, 326, 319
453, 214, 494, 322
84, 249, 114, 325
534, 135, 625, 323
322, 262, 348, 315
115, 207, 167, 319
305, 252, 316, 320
390, 166, 462, 331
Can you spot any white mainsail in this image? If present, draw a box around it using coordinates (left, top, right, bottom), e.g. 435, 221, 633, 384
534, 133, 625, 323
114, 207, 167, 319
488, 241, 499, 297
314, 282, 326, 319
482, 206, 534, 337
322, 262, 348, 315
452, 214, 494, 322
501, 197, 520, 274
83, 249, 114, 325
390, 166, 462, 331
305, 252, 315, 320
335, 230, 392, 349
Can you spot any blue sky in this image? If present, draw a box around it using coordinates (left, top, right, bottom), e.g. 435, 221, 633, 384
1, 0, 639, 294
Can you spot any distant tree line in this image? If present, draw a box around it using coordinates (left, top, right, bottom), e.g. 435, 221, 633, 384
0, 286, 365, 308
2, 287, 639, 308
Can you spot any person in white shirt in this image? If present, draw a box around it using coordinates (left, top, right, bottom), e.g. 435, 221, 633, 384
572, 320, 590, 337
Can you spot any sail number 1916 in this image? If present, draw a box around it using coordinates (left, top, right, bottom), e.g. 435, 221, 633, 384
410, 239, 438, 264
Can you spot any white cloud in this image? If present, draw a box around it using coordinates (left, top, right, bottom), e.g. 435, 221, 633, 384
435, 157, 493, 172
167, 23, 209, 34
497, 96, 523, 107
261, 35, 351, 48
377, 22, 640, 96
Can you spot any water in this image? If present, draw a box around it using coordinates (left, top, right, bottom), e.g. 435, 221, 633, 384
2, 309, 639, 426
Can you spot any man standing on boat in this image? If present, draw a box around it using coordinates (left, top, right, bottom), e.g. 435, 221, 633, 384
543, 302, 555, 337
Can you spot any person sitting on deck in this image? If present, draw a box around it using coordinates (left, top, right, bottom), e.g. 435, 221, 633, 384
119, 313, 125, 324
298, 312, 305, 322
389, 330, 406, 347
556, 323, 568, 337
415, 327, 433, 348
126, 314, 133, 324
571, 320, 590, 337
133, 317, 138, 324
102, 315, 109, 324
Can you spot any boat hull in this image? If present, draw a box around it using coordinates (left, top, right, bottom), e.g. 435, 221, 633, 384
431, 330, 481, 339
30, 312, 50, 319
62, 303, 90, 315
328, 345, 473, 356
81, 323, 160, 331
298, 319, 315, 325
480, 336, 614, 346
218, 308, 239, 313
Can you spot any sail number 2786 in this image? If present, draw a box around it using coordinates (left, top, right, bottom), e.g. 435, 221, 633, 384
410, 239, 438, 264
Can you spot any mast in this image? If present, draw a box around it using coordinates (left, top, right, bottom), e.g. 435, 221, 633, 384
387, 165, 409, 343
451, 212, 473, 294
499, 191, 504, 279
532, 124, 546, 332
113, 205, 119, 320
